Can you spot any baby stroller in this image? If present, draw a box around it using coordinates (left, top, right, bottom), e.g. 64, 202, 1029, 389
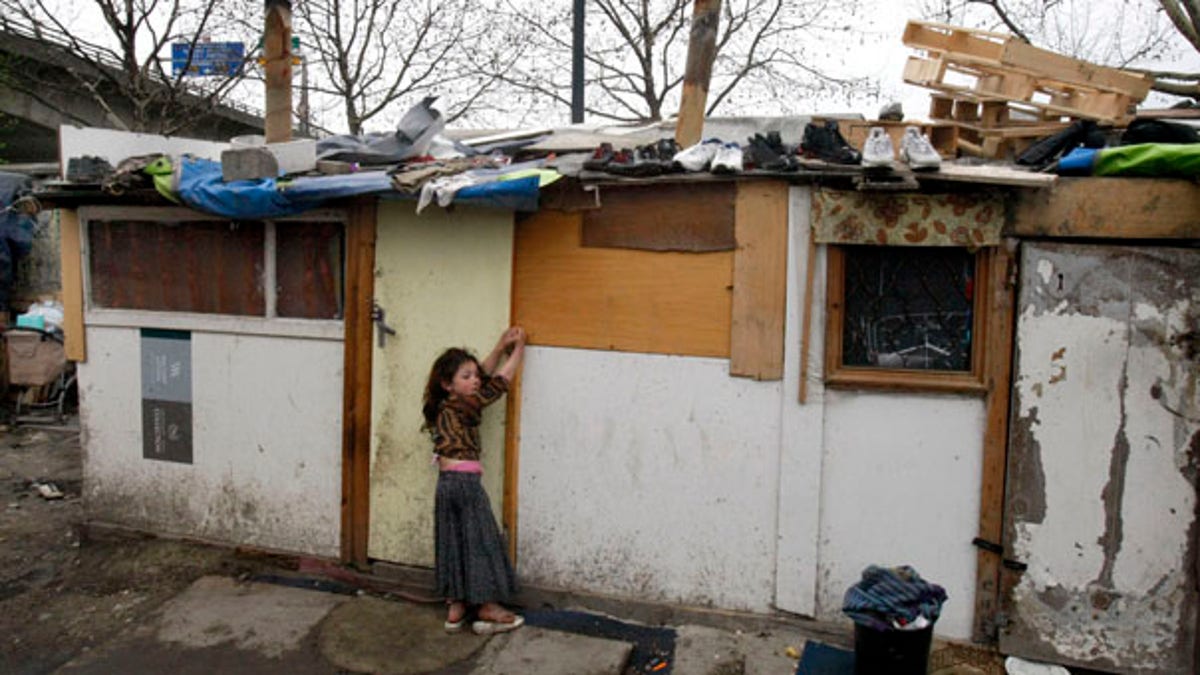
4, 326, 76, 423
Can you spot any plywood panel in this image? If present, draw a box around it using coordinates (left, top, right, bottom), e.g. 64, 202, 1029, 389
730, 181, 788, 379
582, 183, 735, 252
514, 209, 732, 358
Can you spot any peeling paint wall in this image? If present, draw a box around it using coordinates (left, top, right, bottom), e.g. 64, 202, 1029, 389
1003, 243, 1198, 673
80, 327, 343, 557
517, 347, 783, 611
816, 390, 986, 640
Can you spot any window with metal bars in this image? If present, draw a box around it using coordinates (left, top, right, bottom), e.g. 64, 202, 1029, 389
825, 245, 990, 393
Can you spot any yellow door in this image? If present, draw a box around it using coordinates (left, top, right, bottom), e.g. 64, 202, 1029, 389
367, 202, 513, 566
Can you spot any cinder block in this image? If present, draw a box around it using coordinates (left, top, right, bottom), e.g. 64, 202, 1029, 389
221, 146, 279, 182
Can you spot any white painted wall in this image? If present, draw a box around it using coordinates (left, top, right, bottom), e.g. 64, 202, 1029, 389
517, 347, 783, 611
815, 390, 985, 639
514, 185, 987, 640
80, 326, 343, 557
774, 186, 826, 617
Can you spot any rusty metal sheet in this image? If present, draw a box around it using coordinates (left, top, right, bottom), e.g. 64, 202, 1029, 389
1002, 242, 1199, 673
88, 219, 265, 316
275, 221, 344, 319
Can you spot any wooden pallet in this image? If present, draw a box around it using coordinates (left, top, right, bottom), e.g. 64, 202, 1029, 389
902, 20, 1153, 124
928, 94, 1072, 158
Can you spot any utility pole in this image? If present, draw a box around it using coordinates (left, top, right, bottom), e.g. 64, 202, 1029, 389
675, 0, 720, 148
571, 0, 585, 124
264, 0, 293, 143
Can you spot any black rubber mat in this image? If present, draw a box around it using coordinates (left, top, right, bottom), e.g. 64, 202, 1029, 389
522, 609, 676, 674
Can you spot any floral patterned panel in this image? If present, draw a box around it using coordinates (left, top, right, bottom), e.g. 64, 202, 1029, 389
811, 189, 1003, 247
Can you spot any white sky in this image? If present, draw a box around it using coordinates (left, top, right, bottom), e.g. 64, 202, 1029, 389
28, 0, 1200, 132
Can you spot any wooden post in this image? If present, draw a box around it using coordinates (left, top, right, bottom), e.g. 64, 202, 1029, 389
59, 209, 86, 363
973, 241, 1016, 642
675, 0, 721, 148
341, 198, 377, 568
264, 0, 294, 143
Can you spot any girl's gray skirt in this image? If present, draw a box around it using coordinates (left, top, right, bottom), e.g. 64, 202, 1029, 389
435, 471, 517, 604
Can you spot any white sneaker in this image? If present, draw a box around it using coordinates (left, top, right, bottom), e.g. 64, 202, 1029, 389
710, 142, 743, 173
672, 138, 722, 172
900, 126, 941, 170
862, 127, 895, 168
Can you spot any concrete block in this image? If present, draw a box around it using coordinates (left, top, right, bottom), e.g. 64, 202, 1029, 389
221, 146, 279, 182
268, 139, 317, 175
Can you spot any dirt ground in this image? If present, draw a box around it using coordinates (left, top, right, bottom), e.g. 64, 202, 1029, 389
0, 415, 286, 675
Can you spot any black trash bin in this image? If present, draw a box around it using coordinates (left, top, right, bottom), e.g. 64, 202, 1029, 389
853, 622, 933, 675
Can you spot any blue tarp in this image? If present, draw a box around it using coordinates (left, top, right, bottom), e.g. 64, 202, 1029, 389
175, 156, 310, 219
172, 155, 544, 219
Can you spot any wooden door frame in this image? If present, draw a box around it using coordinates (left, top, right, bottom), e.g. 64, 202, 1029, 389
341, 197, 377, 567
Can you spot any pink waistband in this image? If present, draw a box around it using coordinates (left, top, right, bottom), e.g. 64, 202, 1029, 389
440, 460, 483, 474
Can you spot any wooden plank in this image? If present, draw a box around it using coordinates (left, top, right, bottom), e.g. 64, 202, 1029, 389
675, 0, 721, 148
582, 183, 735, 252
341, 198, 376, 568
918, 163, 1057, 188
502, 371, 522, 565
1001, 39, 1152, 100
797, 235, 816, 404
1012, 178, 1200, 239
903, 20, 1152, 98
973, 243, 1017, 642
59, 209, 86, 362
729, 181, 788, 380
513, 210, 732, 358
903, 20, 1006, 62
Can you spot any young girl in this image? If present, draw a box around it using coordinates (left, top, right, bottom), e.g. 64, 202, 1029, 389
422, 326, 526, 635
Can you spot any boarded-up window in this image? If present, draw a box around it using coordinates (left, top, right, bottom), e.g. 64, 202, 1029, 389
88, 220, 266, 315
275, 222, 345, 319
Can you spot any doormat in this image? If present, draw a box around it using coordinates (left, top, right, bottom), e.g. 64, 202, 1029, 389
523, 609, 677, 673
795, 640, 855, 675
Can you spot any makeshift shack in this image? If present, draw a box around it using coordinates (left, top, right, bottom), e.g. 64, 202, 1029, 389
45, 104, 1198, 675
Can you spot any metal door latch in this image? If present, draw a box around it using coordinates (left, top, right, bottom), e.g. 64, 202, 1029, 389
372, 303, 396, 347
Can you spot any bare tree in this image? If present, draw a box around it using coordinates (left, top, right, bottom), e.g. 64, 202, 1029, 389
0, 0, 255, 135
919, 0, 1199, 98
490, 0, 874, 125
290, 0, 518, 135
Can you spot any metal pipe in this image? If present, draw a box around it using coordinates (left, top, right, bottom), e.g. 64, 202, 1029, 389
571, 0, 585, 124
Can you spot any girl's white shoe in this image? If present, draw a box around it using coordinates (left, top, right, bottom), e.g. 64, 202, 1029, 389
471, 614, 525, 635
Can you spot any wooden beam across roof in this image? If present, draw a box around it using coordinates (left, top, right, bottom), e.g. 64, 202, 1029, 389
1011, 177, 1200, 239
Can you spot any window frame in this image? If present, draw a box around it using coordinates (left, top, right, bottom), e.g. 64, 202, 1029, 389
79, 206, 348, 341
824, 244, 992, 394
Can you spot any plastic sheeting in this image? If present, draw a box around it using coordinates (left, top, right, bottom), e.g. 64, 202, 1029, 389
316, 96, 446, 164
1058, 143, 1200, 178
171, 155, 547, 219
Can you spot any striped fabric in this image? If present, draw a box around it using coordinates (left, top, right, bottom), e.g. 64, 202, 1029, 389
434, 472, 517, 604
842, 565, 947, 631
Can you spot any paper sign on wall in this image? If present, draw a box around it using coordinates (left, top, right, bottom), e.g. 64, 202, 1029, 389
140, 329, 193, 464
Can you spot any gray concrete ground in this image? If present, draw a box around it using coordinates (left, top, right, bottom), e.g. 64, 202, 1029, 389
1, 418, 1008, 675
52, 574, 805, 675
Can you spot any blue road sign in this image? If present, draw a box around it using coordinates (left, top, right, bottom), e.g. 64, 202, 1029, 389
172, 41, 245, 77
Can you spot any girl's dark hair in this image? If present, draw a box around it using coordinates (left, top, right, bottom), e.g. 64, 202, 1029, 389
422, 347, 479, 430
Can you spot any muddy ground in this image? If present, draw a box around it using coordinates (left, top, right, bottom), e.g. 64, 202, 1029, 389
0, 417, 286, 674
